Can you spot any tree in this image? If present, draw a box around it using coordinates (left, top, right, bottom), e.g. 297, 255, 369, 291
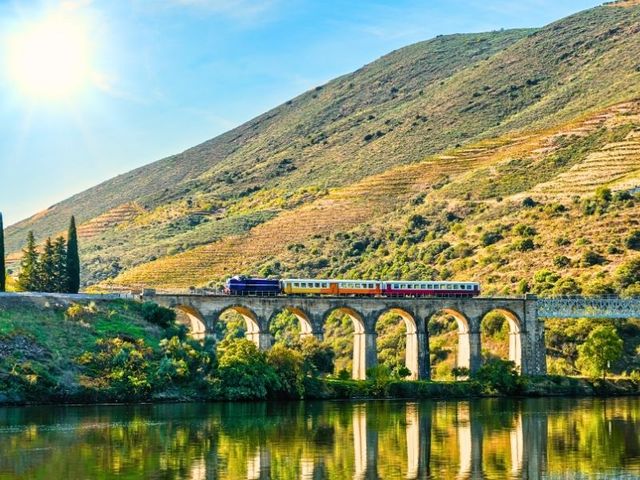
66, 216, 80, 293
297, 336, 334, 375
216, 338, 280, 400
52, 236, 68, 293
474, 359, 521, 394
18, 231, 40, 291
616, 257, 640, 289
0, 212, 5, 292
577, 325, 623, 379
37, 237, 56, 292
267, 343, 305, 398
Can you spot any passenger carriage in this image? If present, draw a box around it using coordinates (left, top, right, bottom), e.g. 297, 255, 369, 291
381, 281, 479, 297
281, 279, 381, 296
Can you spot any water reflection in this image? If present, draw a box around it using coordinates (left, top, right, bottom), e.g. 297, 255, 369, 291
0, 398, 639, 479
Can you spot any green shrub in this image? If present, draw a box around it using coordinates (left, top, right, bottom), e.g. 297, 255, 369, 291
78, 337, 154, 400
481, 311, 506, 337
553, 255, 571, 268
607, 244, 623, 255
157, 336, 215, 386
595, 186, 612, 203
547, 357, 574, 376
552, 277, 581, 295
65, 303, 86, 320
473, 359, 521, 395
514, 224, 537, 237
140, 302, 176, 329
515, 238, 535, 252
296, 336, 334, 376
626, 230, 640, 250
267, 344, 305, 398
580, 250, 605, 267
216, 338, 280, 400
480, 231, 503, 246
616, 257, 640, 288
583, 278, 616, 296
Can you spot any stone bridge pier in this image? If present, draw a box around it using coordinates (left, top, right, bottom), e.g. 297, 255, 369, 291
148, 294, 546, 379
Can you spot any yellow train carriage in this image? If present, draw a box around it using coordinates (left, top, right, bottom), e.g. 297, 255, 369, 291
336, 280, 380, 296
282, 279, 337, 295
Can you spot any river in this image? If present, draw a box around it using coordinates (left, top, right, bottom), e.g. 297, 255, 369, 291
0, 397, 639, 479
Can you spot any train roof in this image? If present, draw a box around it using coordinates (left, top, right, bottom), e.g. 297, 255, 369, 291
282, 278, 479, 284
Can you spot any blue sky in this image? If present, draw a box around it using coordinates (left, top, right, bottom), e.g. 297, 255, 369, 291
0, 0, 602, 226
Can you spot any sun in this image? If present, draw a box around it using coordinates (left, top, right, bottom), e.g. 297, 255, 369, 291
6, 12, 92, 100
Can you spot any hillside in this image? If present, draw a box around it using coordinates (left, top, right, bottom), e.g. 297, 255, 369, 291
5, 2, 640, 296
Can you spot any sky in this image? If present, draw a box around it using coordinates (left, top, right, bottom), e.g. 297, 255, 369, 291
0, 0, 603, 226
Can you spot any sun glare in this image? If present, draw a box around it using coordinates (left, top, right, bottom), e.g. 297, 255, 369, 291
6, 13, 92, 100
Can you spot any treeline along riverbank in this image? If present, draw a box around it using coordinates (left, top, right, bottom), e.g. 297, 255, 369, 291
0, 297, 639, 405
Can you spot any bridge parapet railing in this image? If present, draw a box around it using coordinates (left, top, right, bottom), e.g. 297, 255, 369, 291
536, 295, 640, 319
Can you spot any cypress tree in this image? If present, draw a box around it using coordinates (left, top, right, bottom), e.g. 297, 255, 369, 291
0, 212, 5, 292
52, 236, 68, 293
38, 237, 56, 292
66, 216, 80, 293
18, 231, 40, 291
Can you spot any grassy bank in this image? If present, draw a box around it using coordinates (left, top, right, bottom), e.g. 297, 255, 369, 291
0, 299, 639, 406
317, 376, 640, 400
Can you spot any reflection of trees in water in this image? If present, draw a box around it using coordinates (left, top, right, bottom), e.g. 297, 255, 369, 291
0, 398, 639, 478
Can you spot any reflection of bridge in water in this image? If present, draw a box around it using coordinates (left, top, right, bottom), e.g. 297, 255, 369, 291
187, 401, 548, 480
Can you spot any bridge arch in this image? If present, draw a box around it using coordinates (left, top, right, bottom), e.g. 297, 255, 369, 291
322, 306, 371, 380
174, 305, 207, 341
218, 305, 270, 349
374, 307, 420, 379
269, 306, 315, 336
267, 306, 316, 347
479, 307, 523, 369
427, 308, 473, 378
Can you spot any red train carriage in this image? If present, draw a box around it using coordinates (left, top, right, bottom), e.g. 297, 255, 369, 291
381, 281, 479, 297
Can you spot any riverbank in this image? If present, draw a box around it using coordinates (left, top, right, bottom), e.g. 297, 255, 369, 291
2, 376, 640, 406
315, 375, 640, 400
1, 297, 639, 406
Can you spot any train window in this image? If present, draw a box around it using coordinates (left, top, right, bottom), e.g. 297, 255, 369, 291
294, 282, 299, 287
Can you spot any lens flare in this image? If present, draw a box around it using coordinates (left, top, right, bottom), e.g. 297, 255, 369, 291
6, 13, 92, 100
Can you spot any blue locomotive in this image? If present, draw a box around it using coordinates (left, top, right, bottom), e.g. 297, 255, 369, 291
224, 276, 281, 295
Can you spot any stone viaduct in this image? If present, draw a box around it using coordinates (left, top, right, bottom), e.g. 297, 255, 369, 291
147, 293, 546, 379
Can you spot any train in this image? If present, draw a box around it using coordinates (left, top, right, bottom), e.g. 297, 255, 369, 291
224, 276, 481, 297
